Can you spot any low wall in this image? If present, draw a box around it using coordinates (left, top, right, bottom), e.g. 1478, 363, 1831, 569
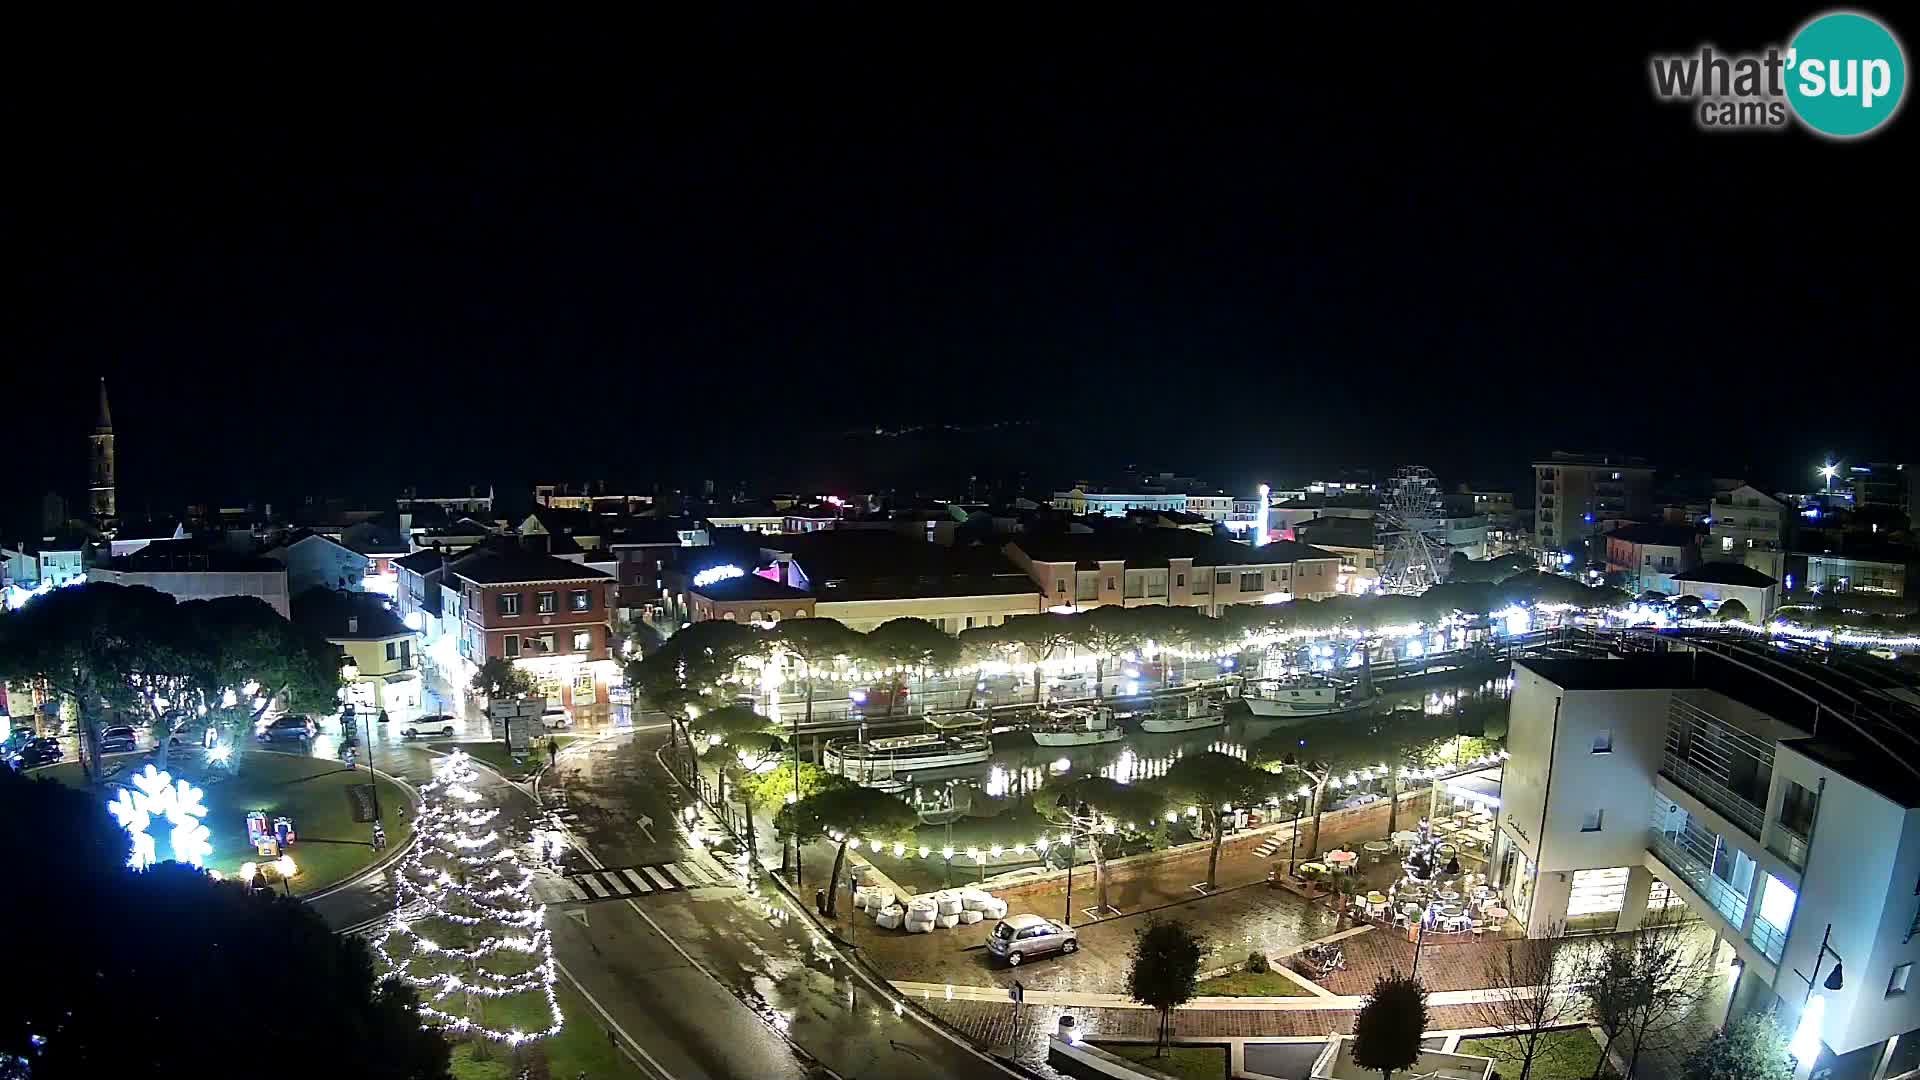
1048, 1034, 1213, 1080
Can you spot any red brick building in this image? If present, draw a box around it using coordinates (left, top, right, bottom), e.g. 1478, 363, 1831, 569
453, 548, 617, 713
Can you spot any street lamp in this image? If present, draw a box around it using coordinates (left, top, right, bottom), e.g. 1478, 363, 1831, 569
1789, 923, 1845, 1070
340, 663, 384, 847
275, 855, 298, 898
1819, 462, 1839, 493
1281, 754, 1330, 871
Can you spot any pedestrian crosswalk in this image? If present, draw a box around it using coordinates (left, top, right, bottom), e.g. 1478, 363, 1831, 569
533, 861, 735, 904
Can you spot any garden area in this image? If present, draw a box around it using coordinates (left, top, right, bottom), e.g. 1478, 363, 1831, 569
1457, 1028, 1609, 1079
447, 981, 636, 1080
1192, 968, 1316, 997
1095, 1042, 1229, 1080
39, 748, 412, 894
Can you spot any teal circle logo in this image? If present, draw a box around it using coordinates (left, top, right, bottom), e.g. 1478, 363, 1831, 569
1786, 11, 1907, 137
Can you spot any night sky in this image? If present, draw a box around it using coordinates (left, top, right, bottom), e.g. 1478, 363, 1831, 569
5, 8, 1912, 517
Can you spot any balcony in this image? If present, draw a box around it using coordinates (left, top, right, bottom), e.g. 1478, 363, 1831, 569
1767, 826, 1809, 871
1661, 696, 1772, 840
1749, 917, 1788, 964
1649, 816, 1752, 929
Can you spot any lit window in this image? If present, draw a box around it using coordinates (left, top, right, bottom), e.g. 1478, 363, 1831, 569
1722, 537, 1735, 552
1581, 809, 1604, 832
537, 591, 557, 614
571, 589, 591, 612
572, 630, 591, 651
539, 633, 555, 654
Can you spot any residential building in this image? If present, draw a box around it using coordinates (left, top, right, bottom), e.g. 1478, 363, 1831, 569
1603, 523, 1702, 595
1458, 486, 1515, 517
1670, 563, 1780, 620
533, 483, 653, 515
452, 547, 616, 713
394, 546, 466, 641
291, 588, 422, 718
1851, 463, 1910, 519
1533, 451, 1655, 555
1052, 488, 1189, 517
1291, 517, 1381, 594
1806, 551, 1908, 599
1004, 531, 1341, 613
89, 541, 291, 618
702, 502, 788, 534
1185, 494, 1234, 522
1710, 484, 1791, 583
397, 485, 495, 519
108, 520, 186, 559
1500, 651, 1920, 1079
758, 531, 1043, 633
2, 535, 91, 588
267, 532, 371, 594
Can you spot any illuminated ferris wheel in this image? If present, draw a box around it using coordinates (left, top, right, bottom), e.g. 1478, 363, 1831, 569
1377, 465, 1448, 594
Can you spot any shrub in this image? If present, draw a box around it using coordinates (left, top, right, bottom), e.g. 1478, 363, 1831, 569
1244, 951, 1270, 974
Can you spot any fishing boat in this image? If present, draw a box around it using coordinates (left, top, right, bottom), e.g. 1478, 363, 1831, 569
823, 712, 993, 783
1241, 674, 1381, 723
1137, 695, 1227, 734
1029, 706, 1125, 747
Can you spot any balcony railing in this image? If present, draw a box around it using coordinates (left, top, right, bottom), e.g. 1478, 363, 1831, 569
1660, 762, 1766, 839
1767, 827, 1809, 871
1750, 918, 1788, 964
1649, 831, 1751, 929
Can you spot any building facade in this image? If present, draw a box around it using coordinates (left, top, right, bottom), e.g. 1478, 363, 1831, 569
89, 542, 290, 619
1603, 523, 1702, 595
1500, 653, 1920, 1078
1533, 451, 1655, 556
1710, 484, 1791, 583
453, 549, 616, 713
1004, 535, 1342, 613
89, 378, 116, 525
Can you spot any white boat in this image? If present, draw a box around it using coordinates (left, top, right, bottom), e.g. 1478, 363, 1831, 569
1242, 675, 1380, 723
1137, 697, 1226, 734
1029, 706, 1125, 747
825, 712, 994, 782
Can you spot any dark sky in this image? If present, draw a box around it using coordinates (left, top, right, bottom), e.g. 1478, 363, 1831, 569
4, 7, 1913, 517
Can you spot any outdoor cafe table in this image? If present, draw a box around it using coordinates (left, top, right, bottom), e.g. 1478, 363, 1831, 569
1437, 889, 1460, 902
1486, 906, 1509, 921
1326, 850, 1359, 871
1452, 809, 1475, 822
1362, 840, 1393, 861
1365, 891, 1389, 906
1391, 830, 1419, 850
1437, 902, 1465, 918
1300, 862, 1330, 877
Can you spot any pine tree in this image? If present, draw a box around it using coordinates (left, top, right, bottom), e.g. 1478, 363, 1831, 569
372, 749, 563, 1049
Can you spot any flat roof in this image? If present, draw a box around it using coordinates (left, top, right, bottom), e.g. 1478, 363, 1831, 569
691, 574, 813, 603
1517, 656, 1698, 691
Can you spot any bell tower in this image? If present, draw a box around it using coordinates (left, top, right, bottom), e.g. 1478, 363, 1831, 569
89, 377, 116, 525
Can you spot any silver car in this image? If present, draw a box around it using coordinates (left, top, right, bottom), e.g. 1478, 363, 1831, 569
987, 913, 1078, 967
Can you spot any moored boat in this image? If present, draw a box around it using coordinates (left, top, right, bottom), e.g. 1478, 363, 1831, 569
1029, 706, 1126, 746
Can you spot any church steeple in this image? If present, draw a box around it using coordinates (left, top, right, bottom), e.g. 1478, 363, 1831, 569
90, 377, 116, 526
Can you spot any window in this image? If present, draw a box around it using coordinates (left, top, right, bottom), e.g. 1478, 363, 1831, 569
1581, 809, 1605, 832
1175, 574, 1185, 587
537, 591, 557, 614
385, 642, 398, 661
1107, 576, 1116, 591
1054, 578, 1066, 593
1240, 572, 1262, 592
1215, 571, 1231, 586
504, 635, 520, 658
498, 592, 521, 616
539, 633, 556, 654
1892, 964, 1913, 998
964, 616, 974, 629
1778, 781, 1818, 837
572, 630, 591, 651
1722, 536, 1735, 552
1592, 731, 1613, 754
570, 589, 591, 612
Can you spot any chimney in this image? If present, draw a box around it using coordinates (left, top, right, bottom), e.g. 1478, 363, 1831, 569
347, 616, 359, 634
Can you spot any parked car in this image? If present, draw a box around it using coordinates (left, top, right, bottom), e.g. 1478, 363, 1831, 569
401, 715, 458, 739
98, 725, 140, 754
6, 737, 63, 769
256, 715, 316, 743
540, 706, 573, 731
986, 913, 1079, 967
849, 680, 908, 711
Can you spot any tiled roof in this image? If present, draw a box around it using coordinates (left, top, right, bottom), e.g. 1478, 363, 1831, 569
1009, 531, 1339, 570
452, 549, 612, 585
292, 587, 411, 640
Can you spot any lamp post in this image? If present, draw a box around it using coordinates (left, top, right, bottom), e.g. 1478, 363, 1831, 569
1819, 462, 1839, 495
1790, 923, 1845, 1076
275, 855, 297, 898
1282, 754, 1330, 869
343, 663, 384, 845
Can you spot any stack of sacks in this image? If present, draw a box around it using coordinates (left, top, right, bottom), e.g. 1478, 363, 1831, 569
868, 889, 894, 912
875, 904, 903, 930
904, 896, 938, 934
958, 909, 984, 925
960, 889, 992, 912
981, 896, 1009, 919
937, 912, 961, 929
853, 886, 874, 912
936, 893, 963, 918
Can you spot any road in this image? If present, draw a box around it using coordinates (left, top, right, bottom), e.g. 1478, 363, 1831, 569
313, 724, 1022, 1080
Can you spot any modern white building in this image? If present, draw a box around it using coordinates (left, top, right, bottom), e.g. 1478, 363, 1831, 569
1500, 650, 1920, 1079
1052, 488, 1190, 517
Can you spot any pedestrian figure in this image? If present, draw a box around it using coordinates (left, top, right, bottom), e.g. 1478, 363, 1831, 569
1011, 979, 1024, 1012
547, 737, 559, 768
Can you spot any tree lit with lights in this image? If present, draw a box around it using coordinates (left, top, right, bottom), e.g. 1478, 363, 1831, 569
371, 749, 562, 1049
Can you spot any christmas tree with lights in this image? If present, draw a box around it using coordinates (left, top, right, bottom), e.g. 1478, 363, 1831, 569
372, 749, 562, 1049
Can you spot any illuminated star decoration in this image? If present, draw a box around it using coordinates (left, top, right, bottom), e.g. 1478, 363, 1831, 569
106, 764, 213, 871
